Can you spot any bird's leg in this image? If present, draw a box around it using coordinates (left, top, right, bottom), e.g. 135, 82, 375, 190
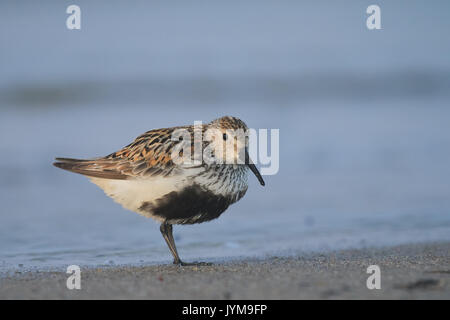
159, 222, 213, 266
160, 222, 182, 265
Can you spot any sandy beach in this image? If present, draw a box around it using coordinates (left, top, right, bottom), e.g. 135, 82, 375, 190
1, 242, 449, 299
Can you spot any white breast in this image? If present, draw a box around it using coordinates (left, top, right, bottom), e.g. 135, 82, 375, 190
193, 165, 249, 198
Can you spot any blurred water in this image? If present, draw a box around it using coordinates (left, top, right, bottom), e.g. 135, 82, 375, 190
1, 0, 450, 272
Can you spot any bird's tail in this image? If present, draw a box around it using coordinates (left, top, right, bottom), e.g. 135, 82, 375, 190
53, 157, 128, 180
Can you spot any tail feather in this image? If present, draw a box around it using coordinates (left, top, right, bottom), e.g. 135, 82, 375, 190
54, 157, 93, 163
53, 157, 128, 180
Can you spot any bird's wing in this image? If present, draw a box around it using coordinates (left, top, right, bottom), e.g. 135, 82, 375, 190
54, 127, 194, 180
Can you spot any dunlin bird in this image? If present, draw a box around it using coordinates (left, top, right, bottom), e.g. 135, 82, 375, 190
54, 116, 265, 265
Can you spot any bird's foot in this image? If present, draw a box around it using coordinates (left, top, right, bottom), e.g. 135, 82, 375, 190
173, 259, 213, 266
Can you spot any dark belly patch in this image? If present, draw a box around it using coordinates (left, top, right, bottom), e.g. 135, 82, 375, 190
139, 184, 242, 224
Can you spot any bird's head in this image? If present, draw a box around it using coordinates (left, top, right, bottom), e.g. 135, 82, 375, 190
205, 116, 265, 186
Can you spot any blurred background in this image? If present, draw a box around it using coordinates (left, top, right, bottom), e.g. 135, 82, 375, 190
1, 0, 450, 271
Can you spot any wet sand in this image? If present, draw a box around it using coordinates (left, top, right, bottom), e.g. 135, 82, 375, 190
1, 242, 449, 299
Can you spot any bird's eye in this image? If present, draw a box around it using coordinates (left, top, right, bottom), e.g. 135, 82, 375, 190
223, 133, 228, 141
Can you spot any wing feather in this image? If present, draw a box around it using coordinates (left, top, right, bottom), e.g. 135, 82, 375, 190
53, 126, 192, 180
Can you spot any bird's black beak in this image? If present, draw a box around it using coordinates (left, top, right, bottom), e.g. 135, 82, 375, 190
245, 149, 265, 186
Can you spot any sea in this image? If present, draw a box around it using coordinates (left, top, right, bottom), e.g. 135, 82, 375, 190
1, 0, 449, 273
